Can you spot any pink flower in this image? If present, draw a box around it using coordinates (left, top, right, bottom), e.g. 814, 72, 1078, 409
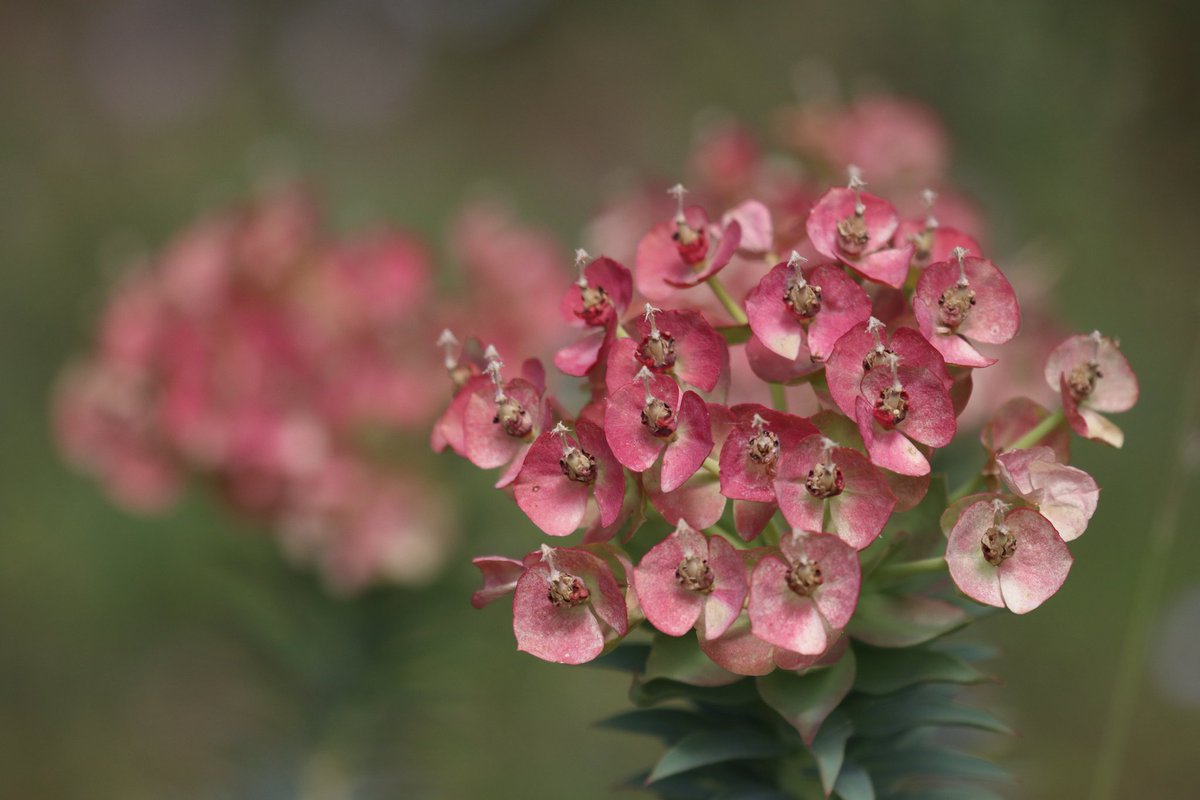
513, 545, 629, 664
643, 403, 733, 530
945, 499, 1072, 614
775, 434, 896, 550
462, 348, 551, 485
634, 184, 743, 300
805, 170, 915, 288
913, 248, 1020, 367
513, 420, 626, 537
996, 447, 1099, 541
894, 189, 983, 270
1044, 331, 1139, 447
748, 531, 861, 655
633, 522, 747, 639
744, 252, 872, 361
853, 350, 957, 476
605, 304, 728, 395
603, 367, 713, 492
717, 404, 819, 504
698, 609, 843, 677
825, 317, 952, 421
559, 251, 633, 329
470, 556, 525, 609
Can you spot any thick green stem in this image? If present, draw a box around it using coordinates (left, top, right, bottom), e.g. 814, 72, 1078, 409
770, 382, 788, 413
706, 276, 748, 325
948, 408, 1066, 502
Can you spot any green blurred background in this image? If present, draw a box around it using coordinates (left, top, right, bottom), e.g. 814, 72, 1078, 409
2, 1, 1198, 797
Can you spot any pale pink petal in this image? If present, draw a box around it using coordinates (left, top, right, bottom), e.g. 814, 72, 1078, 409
660, 390, 714, 492
1027, 459, 1099, 541
554, 329, 609, 377
748, 556, 829, 655
804, 264, 873, 360
1045, 333, 1138, 413
734, 499, 778, 541
603, 380, 670, 473
806, 187, 899, 260
702, 535, 749, 639
745, 263, 804, 360
645, 460, 727, 529
603, 337, 643, 396
633, 530, 705, 636
513, 567, 605, 664
577, 419, 626, 528
829, 450, 896, 550
463, 379, 542, 469
553, 546, 628, 636
745, 334, 820, 384
854, 245, 914, 288
928, 332, 996, 368
513, 432, 589, 537
945, 500, 1004, 608
723, 200, 773, 254
780, 532, 861, 629
998, 509, 1073, 614
698, 613, 776, 676
471, 556, 525, 609
857, 397, 930, 476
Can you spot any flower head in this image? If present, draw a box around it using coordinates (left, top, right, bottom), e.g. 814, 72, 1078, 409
805, 169, 915, 288
1044, 331, 1139, 447
913, 248, 1020, 367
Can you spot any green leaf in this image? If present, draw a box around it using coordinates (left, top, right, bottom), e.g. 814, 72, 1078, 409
888, 788, 1007, 800
647, 727, 792, 783
631, 676, 759, 708
878, 473, 949, 562
848, 592, 968, 648
809, 708, 853, 795
590, 642, 650, 674
598, 708, 714, 743
756, 649, 857, 744
863, 747, 1013, 786
645, 631, 742, 687
833, 761, 875, 800
852, 643, 990, 694
846, 686, 1014, 737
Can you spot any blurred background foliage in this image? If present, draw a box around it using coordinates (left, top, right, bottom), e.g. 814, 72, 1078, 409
1, 0, 1198, 797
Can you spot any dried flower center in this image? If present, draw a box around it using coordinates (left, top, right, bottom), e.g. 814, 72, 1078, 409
637, 333, 678, 371
862, 347, 894, 372
674, 556, 715, 594
560, 447, 597, 484
937, 284, 977, 330
577, 284, 613, 326
980, 525, 1018, 566
836, 212, 870, 255
784, 279, 823, 319
641, 397, 676, 437
907, 227, 935, 264
494, 397, 533, 438
805, 461, 845, 499
747, 429, 781, 468
547, 572, 591, 607
786, 559, 824, 596
1066, 360, 1102, 401
672, 220, 709, 265
873, 385, 910, 427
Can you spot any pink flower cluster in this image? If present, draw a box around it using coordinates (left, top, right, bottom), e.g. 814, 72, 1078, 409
446, 100, 1138, 667
55, 186, 566, 593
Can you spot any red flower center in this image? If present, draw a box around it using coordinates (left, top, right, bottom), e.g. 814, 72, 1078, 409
547, 573, 591, 607
873, 385, 910, 427
641, 397, 676, 437
672, 221, 709, 265
576, 284, 613, 326
805, 461, 845, 499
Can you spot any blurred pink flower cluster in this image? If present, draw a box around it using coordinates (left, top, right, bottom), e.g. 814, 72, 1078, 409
55, 186, 567, 593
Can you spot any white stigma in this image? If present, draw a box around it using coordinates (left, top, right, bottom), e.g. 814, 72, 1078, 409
574, 248, 590, 287
921, 188, 940, 230
668, 183, 688, 223
787, 251, 809, 284
635, 365, 655, 402
539, 544, 561, 579
820, 436, 839, 452
952, 246, 971, 286
847, 165, 867, 215
551, 421, 573, 455
991, 499, 1011, 529
437, 328, 460, 370
483, 347, 506, 402
643, 302, 662, 339
751, 413, 768, 431
884, 350, 903, 389
867, 316, 886, 351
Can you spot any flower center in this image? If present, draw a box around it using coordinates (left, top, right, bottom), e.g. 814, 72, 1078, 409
637, 333, 678, 371
937, 284, 977, 330
747, 429, 781, 468
672, 220, 709, 265
577, 284, 613, 326
547, 572, 591, 607
908, 227, 935, 264
873, 385, 909, 427
862, 346, 894, 372
494, 397, 533, 438
1066, 360, 1102, 401
836, 212, 870, 255
786, 559, 824, 596
674, 556, 715, 593
784, 278, 823, 319
559, 447, 597, 483
805, 461, 845, 499
980, 525, 1018, 566
641, 397, 676, 437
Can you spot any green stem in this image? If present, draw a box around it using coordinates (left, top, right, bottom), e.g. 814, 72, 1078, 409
1091, 325, 1200, 800
615, 323, 630, 339
705, 524, 744, 548
873, 557, 946, 580
947, 408, 1066, 502
769, 382, 788, 413
702, 456, 721, 476
706, 276, 748, 325
948, 473, 986, 503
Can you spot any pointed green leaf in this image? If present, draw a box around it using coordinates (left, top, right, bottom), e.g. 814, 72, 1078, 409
647, 727, 792, 783
756, 650, 857, 744
631, 675, 759, 708
809, 708, 853, 795
863, 747, 1013, 785
888, 788, 1007, 800
848, 593, 968, 648
853, 643, 990, 694
833, 761, 875, 800
645, 631, 742, 687
590, 642, 650, 673
597, 708, 714, 742
847, 686, 1014, 737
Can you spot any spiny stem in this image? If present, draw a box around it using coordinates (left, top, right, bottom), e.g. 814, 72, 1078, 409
706, 276, 748, 325
770, 382, 788, 413
1091, 325, 1200, 800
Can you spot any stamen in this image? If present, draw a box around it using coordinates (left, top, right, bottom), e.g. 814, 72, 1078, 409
668, 183, 688, 223
484, 345, 506, 402
805, 438, 845, 499
574, 248, 590, 287
952, 246, 971, 286
783, 251, 821, 318
643, 303, 662, 339
437, 328, 460, 371
921, 188, 939, 230
847, 165, 867, 215
551, 421, 573, 455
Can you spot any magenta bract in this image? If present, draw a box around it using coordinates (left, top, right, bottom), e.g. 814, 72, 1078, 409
603, 372, 713, 492
745, 259, 872, 361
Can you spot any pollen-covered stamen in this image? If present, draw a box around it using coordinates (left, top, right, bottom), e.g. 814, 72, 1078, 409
980, 501, 1017, 566
484, 350, 534, 437
541, 546, 592, 608
573, 248, 613, 325
837, 166, 870, 255
805, 438, 845, 499
907, 189, 940, 261
861, 317, 894, 371
872, 352, 909, 427
667, 183, 708, 265
782, 252, 823, 319
636, 304, 677, 370
937, 253, 977, 331
552, 421, 597, 484
675, 555, 715, 594
636, 366, 676, 437
438, 329, 472, 387
1067, 331, 1106, 400
747, 413, 781, 468
786, 558, 824, 596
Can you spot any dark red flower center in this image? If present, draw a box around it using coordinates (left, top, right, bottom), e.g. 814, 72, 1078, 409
560, 447, 597, 484
747, 429, 781, 468
577, 284, 613, 326
980, 526, 1018, 566
637, 333, 678, 371
805, 461, 845, 499
1066, 360, 1102, 401
674, 556, 715, 593
641, 397, 676, 437
937, 284, 977, 330
784, 279, 823, 319
672, 221, 709, 265
494, 397, 534, 438
786, 559, 824, 596
873, 385, 910, 427
836, 212, 870, 256
547, 572, 591, 607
